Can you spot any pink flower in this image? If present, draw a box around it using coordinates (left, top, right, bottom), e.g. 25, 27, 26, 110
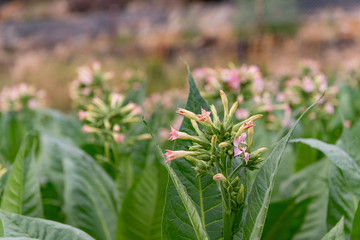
197, 107, 212, 122
113, 133, 125, 143
168, 126, 194, 141
324, 103, 334, 114
344, 120, 351, 128
168, 126, 180, 141
276, 92, 285, 102
27, 99, 38, 109
234, 134, 250, 164
213, 173, 226, 181
81, 124, 91, 133
164, 150, 194, 163
78, 110, 87, 121
243, 120, 255, 129
81, 87, 91, 96
235, 108, 249, 120
234, 133, 247, 157
113, 124, 120, 132
302, 76, 315, 93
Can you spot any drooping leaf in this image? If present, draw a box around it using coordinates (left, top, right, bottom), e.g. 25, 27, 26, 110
1, 134, 43, 218
145, 119, 210, 240
37, 135, 117, 240
0, 209, 94, 240
351, 202, 360, 240
242, 99, 319, 240
278, 160, 330, 240
327, 165, 357, 239
291, 138, 360, 197
116, 159, 168, 240
262, 197, 312, 240
321, 217, 345, 240
158, 68, 221, 240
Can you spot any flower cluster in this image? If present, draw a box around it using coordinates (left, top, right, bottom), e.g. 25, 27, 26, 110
79, 93, 143, 143
0, 83, 46, 112
275, 61, 338, 125
164, 90, 267, 210
193, 64, 264, 101
70, 62, 113, 110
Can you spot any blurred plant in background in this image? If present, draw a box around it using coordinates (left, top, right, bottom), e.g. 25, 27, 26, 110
0, 83, 46, 112
69, 62, 113, 111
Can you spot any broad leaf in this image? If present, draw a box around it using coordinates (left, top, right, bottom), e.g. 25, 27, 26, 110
0, 209, 94, 240
351, 202, 360, 240
37, 135, 117, 240
242, 100, 319, 240
291, 138, 360, 197
327, 165, 357, 239
116, 159, 168, 240
262, 197, 312, 240
279, 160, 330, 240
321, 217, 345, 240
1, 135, 43, 218
159, 68, 221, 240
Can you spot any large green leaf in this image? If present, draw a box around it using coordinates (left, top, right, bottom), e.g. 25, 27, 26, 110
279, 160, 330, 240
1, 135, 43, 218
159, 68, 220, 240
352, 202, 360, 240
242, 100, 318, 240
37, 135, 117, 240
291, 138, 360, 197
321, 217, 345, 240
327, 165, 357, 239
116, 159, 168, 240
262, 197, 312, 240
0, 209, 94, 240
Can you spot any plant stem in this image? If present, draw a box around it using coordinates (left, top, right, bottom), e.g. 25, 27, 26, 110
223, 198, 232, 240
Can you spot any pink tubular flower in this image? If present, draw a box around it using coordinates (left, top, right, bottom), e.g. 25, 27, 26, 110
164, 150, 194, 163
168, 126, 188, 141
197, 107, 212, 122
302, 76, 315, 93
78, 110, 87, 121
113, 124, 120, 132
235, 108, 249, 120
243, 120, 255, 129
234, 133, 247, 157
324, 103, 334, 114
213, 173, 226, 181
113, 133, 125, 143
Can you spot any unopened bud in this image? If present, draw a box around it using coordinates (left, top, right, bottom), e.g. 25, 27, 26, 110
213, 173, 226, 181
176, 108, 198, 120
220, 90, 228, 118
219, 142, 231, 148
237, 184, 245, 206
247, 126, 254, 150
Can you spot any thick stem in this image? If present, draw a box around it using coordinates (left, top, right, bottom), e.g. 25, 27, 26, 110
223, 199, 232, 240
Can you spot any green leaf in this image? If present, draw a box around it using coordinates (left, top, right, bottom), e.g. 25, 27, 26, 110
262, 197, 312, 240
242, 100, 319, 240
0, 209, 94, 240
278, 160, 330, 240
291, 138, 360, 197
321, 217, 345, 240
157, 68, 220, 239
37, 135, 117, 240
327, 165, 357, 239
116, 159, 168, 240
351, 202, 360, 240
1, 135, 43, 218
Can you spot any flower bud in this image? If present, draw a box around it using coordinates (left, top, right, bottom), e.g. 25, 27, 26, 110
247, 126, 254, 150
176, 108, 198, 120
220, 90, 228, 118
213, 173, 226, 181
219, 142, 231, 148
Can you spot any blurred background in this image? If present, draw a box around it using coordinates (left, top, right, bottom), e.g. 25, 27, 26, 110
0, 0, 360, 110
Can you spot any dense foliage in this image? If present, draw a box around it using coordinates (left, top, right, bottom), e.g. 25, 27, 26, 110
0, 61, 359, 240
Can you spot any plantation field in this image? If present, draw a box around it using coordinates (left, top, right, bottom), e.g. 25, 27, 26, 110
0, 59, 359, 240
